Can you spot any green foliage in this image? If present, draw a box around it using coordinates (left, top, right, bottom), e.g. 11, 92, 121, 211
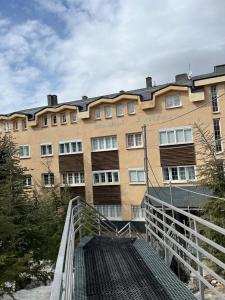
0, 135, 70, 297
194, 124, 225, 274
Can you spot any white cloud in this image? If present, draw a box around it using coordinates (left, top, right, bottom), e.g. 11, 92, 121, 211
1, 0, 225, 113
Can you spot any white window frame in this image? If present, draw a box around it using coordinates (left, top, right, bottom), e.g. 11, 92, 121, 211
42, 173, 55, 187
126, 133, 143, 149
213, 119, 223, 153
165, 95, 181, 109
104, 105, 112, 118
95, 205, 122, 220
211, 85, 219, 113
93, 170, 120, 185
132, 205, 145, 221
127, 102, 136, 115
61, 172, 85, 187
128, 168, 146, 184
51, 114, 57, 126
40, 143, 53, 157
60, 112, 67, 124
13, 120, 19, 131
70, 111, 77, 123
94, 107, 101, 120
162, 165, 196, 183
116, 103, 124, 117
42, 115, 48, 127
91, 136, 117, 152
159, 126, 193, 146
19, 145, 30, 158
22, 118, 27, 130
24, 175, 32, 187
59, 140, 83, 155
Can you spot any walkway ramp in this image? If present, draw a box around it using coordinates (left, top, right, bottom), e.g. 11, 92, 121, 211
75, 236, 195, 300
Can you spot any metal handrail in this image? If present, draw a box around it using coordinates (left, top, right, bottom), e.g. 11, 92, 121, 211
50, 196, 119, 300
144, 192, 225, 300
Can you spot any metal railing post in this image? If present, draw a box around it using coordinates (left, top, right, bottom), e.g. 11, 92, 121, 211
194, 220, 205, 300
78, 198, 82, 242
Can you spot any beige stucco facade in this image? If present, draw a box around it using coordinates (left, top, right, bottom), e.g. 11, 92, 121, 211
1, 67, 225, 220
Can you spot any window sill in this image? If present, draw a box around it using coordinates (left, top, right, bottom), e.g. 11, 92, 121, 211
61, 123, 67, 125
165, 105, 182, 110
128, 112, 136, 115
105, 116, 112, 119
61, 184, 85, 187
41, 154, 53, 158
163, 180, 196, 184
95, 118, 101, 121
93, 183, 120, 186
51, 124, 58, 126
71, 121, 77, 124
44, 185, 55, 188
212, 111, 220, 114
92, 149, 118, 152
129, 182, 146, 185
127, 146, 144, 150
42, 125, 48, 128
116, 114, 124, 117
59, 152, 83, 156
20, 156, 31, 159
216, 151, 224, 155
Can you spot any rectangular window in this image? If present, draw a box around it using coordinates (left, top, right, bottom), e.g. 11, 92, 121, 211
128, 169, 145, 184
13, 120, 18, 131
51, 114, 57, 126
42, 115, 48, 127
162, 166, 196, 182
24, 175, 32, 187
211, 85, 219, 113
40, 144, 53, 157
19, 145, 30, 158
61, 172, 85, 186
165, 95, 181, 108
94, 107, 101, 120
127, 102, 135, 114
70, 111, 77, 123
59, 140, 82, 155
213, 119, 223, 153
116, 103, 124, 116
93, 170, 120, 185
4, 122, 10, 132
159, 127, 193, 145
104, 106, 112, 118
92, 136, 117, 151
132, 205, 145, 220
60, 112, 67, 124
22, 118, 27, 130
42, 173, 54, 187
95, 205, 122, 220
126, 133, 143, 148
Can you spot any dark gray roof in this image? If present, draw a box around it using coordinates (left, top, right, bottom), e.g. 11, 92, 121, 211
147, 186, 213, 208
2, 64, 225, 118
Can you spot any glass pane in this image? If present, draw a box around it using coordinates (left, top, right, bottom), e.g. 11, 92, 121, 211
47, 145, 52, 154
135, 133, 142, 146
137, 170, 145, 182
176, 129, 184, 143
165, 97, 173, 108
179, 167, 186, 180
160, 131, 167, 145
65, 143, 70, 153
92, 139, 98, 151
99, 138, 104, 150
112, 136, 117, 148
113, 172, 119, 182
60, 144, 64, 154
127, 134, 134, 147
50, 174, 54, 185
94, 173, 99, 183
162, 167, 169, 181
106, 137, 111, 149
129, 171, 137, 182
107, 172, 112, 182
25, 146, 29, 156
80, 173, 84, 183
41, 145, 46, 155
128, 102, 135, 114
184, 129, 192, 143
104, 106, 112, 118
167, 131, 175, 144
95, 108, 100, 119
68, 173, 73, 184
100, 173, 106, 183
71, 142, 77, 153
187, 167, 195, 180
116, 104, 124, 116
174, 95, 181, 106
171, 167, 178, 180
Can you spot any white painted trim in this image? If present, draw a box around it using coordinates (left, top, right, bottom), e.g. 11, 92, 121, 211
93, 170, 120, 185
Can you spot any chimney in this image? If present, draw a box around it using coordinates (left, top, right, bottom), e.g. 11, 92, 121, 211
146, 77, 152, 88
82, 95, 88, 100
47, 95, 58, 106
214, 64, 225, 73
175, 73, 189, 84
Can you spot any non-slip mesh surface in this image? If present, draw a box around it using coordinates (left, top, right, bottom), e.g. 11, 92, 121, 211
83, 236, 173, 300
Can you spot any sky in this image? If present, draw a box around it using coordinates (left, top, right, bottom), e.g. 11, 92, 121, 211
0, 0, 225, 114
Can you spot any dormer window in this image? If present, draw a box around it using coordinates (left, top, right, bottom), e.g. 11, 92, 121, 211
104, 106, 112, 118
60, 112, 67, 124
70, 111, 77, 123
127, 102, 135, 115
165, 95, 181, 109
94, 107, 101, 120
42, 115, 48, 127
22, 118, 27, 130
13, 120, 18, 131
51, 114, 57, 126
116, 103, 124, 116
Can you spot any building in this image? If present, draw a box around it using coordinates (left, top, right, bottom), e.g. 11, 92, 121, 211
0, 64, 225, 221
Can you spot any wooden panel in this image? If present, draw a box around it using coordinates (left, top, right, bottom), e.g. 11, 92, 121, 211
93, 185, 121, 205
91, 151, 119, 171
59, 154, 84, 172
160, 143, 196, 166
61, 186, 85, 200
